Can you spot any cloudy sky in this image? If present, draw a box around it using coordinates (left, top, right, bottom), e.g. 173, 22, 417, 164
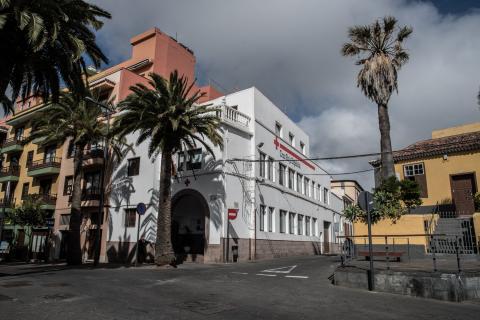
92, 0, 480, 190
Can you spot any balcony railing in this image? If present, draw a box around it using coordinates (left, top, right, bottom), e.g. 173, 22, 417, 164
0, 198, 15, 209
27, 157, 62, 171
27, 193, 57, 205
2, 136, 25, 148
83, 148, 104, 160
82, 187, 102, 201
0, 165, 20, 178
216, 105, 251, 130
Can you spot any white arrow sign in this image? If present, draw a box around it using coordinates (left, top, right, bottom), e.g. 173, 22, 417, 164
261, 265, 297, 274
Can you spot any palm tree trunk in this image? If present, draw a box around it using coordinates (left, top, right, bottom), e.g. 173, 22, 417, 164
67, 145, 85, 265
377, 103, 395, 180
155, 151, 175, 266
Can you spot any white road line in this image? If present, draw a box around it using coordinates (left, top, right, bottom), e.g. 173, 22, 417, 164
231, 272, 248, 275
262, 265, 297, 274
285, 275, 309, 279
256, 274, 277, 277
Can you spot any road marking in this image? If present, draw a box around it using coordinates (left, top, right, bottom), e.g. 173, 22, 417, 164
231, 272, 248, 275
285, 275, 309, 279
261, 265, 297, 274
256, 274, 277, 277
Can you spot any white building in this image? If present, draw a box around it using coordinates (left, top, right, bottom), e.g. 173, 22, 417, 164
106, 87, 345, 263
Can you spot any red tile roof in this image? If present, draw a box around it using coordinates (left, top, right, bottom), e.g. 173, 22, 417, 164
370, 130, 480, 166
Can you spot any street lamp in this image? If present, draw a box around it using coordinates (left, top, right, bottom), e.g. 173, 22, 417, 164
85, 96, 115, 266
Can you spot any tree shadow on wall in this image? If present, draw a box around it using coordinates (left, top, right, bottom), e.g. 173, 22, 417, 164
106, 235, 137, 264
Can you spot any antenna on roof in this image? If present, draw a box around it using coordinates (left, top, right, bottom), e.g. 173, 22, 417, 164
175, 32, 178, 41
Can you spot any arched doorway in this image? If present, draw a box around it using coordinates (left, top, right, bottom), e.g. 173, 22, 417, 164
171, 189, 209, 262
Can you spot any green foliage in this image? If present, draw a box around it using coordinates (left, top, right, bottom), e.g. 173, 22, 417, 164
5, 196, 48, 227
474, 192, 480, 211
341, 16, 412, 106
0, 0, 111, 114
29, 92, 109, 150
343, 177, 422, 224
113, 71, 223, 158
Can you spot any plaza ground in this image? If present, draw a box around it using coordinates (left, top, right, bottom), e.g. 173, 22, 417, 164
1, 256, 479, 319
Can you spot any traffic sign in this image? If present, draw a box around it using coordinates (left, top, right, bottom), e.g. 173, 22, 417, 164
136, 202, 147, 215
228, 208, 238, 220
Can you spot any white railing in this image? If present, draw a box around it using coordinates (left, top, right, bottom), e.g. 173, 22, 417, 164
217, 105, 251, 130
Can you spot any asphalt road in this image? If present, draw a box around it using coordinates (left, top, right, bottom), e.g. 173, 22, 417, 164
1, 256, 479, 319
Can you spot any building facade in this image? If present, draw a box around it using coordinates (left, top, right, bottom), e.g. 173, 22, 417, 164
0, 27, 347, 263
359, 123, 480, 256
108, 87, 346, 263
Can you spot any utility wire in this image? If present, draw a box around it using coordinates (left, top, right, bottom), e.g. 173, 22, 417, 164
228, 151, 387, 163
302, 168, 375, 176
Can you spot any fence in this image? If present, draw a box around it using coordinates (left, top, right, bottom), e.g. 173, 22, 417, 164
338, 233, 479, 274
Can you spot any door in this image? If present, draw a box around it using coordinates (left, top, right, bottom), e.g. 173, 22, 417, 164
323, 221, 331, 254
40, 179, 52, 196
451, 174, 476, 216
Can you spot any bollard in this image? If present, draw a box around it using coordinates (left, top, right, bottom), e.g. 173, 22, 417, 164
455, 236, 461, 273
385, 236, 390, 271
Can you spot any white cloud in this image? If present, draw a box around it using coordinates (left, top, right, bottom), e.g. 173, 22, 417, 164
92, 0, 480, 189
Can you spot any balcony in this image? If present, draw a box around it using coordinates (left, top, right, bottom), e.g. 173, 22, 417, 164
27, 193, 57, 210
1, 136, 25, 154
216, 105, 252, 134
83, 148, 104, 167
0, 198, 15, 214
27, 157, 61, 177
0, 166, 20, 183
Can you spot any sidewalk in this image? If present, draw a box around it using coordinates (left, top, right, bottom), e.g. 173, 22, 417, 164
0, 262, 70, 277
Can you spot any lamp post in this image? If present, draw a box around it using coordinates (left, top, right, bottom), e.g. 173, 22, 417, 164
85, 97, 114, 266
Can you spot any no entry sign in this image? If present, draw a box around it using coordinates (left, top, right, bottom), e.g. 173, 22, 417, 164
228, 208, 238, 220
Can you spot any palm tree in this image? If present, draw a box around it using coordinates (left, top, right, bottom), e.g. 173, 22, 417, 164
0, 0, 111, 114
30, 92, 109, 265
114, 71, 223, 266
342, 16, 412, 181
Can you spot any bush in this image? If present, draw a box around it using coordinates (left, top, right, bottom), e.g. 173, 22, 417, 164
475, 192, 480, 211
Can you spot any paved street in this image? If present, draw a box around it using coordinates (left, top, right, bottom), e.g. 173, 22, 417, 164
1, 256, 479, 319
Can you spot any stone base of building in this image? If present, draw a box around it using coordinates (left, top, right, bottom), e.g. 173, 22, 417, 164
105, 238, 335, 264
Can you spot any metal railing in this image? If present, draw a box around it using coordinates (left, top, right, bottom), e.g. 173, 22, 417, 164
27, 157, 61, 171
0, 165, 20, 177
0, 198, 15, 208
1, 136, 25, 148
26, 193, 57, 205
82, 187, 102, 201
83, 148, 104, 160
216, 105, 251, 129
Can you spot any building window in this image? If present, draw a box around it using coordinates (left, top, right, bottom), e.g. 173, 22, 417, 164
268, 207, 274, 232
304, 178, 310, 196
323, 188, 329, 204
404, 163, 424, 177
278, 164, 286, 186
64, 176, 73, 196
288, 132, 295, 146
84, 171, 101, 195
300, 142, 305, 155
125, 208, 137, 228
297, 214, 304, 235
44, 145, 56, 162
26, 150, 34, 167
403, 162, 428, 198
297, 173, 303, 193
21, 183, 29, 199
127, 157, 140, 176
275, 122, 283, 138
259, 205, 266, 231
67, 141, 76, 158
177, 153, 185, 172
267, 157, 274, 181
288, 169, 295, 189
280, 210, 287, 233
317, 184, 322, 202
259, 152, 266, 178
186, 149, 202, 170
312, 218, 318, 236
289, 212, 296, 234
306, 216, 311, 236
14, 127, 24, 140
